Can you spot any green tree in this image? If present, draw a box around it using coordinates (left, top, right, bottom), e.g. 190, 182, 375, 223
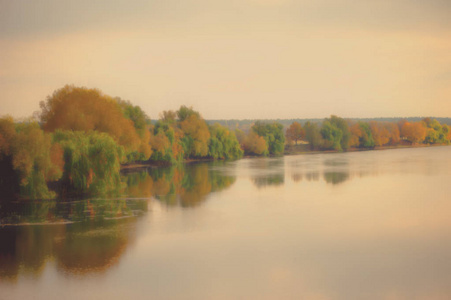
252, 121, 285, 155
328, 115, 350, 150
208, 124, 243, 160
177, 106, 210, 158
304, 121, 322, 150
53, 130, 124, 196
350, 121, 375, 148
320, 121, 343, 151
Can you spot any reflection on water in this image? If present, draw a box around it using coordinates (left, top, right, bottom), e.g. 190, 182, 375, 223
323, 172, 350, 185
1, 146, 451, 300
0, 218, 137, 280
123, 162, 236, 207
0, 162, 237, 280
0, 199, 147, 225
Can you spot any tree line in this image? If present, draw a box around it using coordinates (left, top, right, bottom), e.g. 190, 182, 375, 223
285, 115, 451, 151
1, 85, 450, 200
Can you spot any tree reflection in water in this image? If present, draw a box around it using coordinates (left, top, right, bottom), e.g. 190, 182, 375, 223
0, 161, 237, 280
0, 217, 137, 280
122, 162, 236, 208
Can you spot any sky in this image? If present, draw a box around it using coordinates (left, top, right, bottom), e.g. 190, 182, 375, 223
0, 0, 450, 120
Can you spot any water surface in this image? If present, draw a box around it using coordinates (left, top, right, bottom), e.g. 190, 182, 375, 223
1, 146, 451, 300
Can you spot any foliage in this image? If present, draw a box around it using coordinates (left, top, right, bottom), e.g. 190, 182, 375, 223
304, 121, 322, 150
0, 118, 63, 199
327, 115, 350, 150
400, 121, 427, 144
208, 123, 243, 160
285, 121, 305, 145
39, 85, 150, 162
149, 120, 184, 164
53, 130, 124, 196
116, 98, 152, 161
320, 120, 343, 151
422, 118, 449, 144
369, 121, 400, 146
177, 105, 200, 122
251, 121, 285, 155
0, 116, 16, 159
349, 121, 375, 148
241, 131, 268, 156
178, 107, 210, 158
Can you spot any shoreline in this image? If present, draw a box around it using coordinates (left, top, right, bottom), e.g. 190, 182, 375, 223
121, 143, 450, 171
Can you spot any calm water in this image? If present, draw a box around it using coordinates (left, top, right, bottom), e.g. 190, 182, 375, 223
1, 146, 451, 300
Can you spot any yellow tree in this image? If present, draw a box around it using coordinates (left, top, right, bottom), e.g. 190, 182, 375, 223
40, 85, 151, 162
242, 131, 268, 156
400, 121, 427, 144
370, 121, 391, 146
349, 122, 362, 147
285, 122, 305, 145
0, 118, 64, 199
177, 107, 210, 158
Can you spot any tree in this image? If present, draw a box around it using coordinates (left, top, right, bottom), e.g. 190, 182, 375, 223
176, 105, 200, 122
53, 130, 124, 196
241, 131, 268, 156
39, 85, 150, 162
349, 121, 375, 148
0, 118, 63, 199
358, 122, 375, 148
304, 121, 322, 150
328, 115, 350, 150
285, 122, 305, 145
208, 124, 243, 160
349, 122, 362, 147
320, 120, 343, 151
422, 118, 449, 144
177, 107, 210, 158
0, 116, 16, 159
400, 121, 427, 144
252, 121, 285, 155
159, 110, 177, 124
386, 122, 400, 145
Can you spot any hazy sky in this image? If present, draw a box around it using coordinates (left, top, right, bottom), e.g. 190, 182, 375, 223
1, 0, 450, 119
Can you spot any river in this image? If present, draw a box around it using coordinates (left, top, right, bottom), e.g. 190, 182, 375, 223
1, 146, 451, 299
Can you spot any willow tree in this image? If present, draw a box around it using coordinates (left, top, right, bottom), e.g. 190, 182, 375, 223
53, 130, 124, 196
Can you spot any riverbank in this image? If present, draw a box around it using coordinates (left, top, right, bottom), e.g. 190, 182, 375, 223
121, 142, 450, 171
284, 142, 447, 156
